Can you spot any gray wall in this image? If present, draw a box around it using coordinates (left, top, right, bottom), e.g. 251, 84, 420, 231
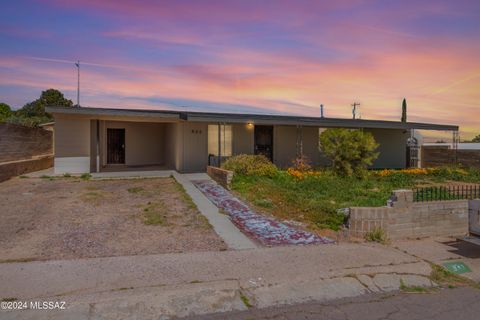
365, 128, 408, 169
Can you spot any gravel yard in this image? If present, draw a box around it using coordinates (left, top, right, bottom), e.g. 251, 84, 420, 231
0, 176, 226, 261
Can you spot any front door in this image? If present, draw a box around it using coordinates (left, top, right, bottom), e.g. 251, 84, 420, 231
107, 128, 125, 164
254, 125, 273, 162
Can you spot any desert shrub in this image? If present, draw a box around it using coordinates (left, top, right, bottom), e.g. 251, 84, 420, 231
80, 173, 92, 180
287, 155, 321, 180
365, 227, 388, 244
222, 154, 278, 177
291, 154, 312, 172
319, 128, 379, 177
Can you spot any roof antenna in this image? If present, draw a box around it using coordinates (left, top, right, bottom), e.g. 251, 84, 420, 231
351, 101, 360, 119
75, 60, 80, 107
320, 104, 324, 118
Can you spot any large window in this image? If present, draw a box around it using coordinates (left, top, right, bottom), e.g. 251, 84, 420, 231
208, 124, 232, 157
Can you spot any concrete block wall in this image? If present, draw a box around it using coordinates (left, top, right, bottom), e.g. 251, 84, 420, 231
0, 123, 53, 163
0, 155, 53, 182
349, 190, 469, 240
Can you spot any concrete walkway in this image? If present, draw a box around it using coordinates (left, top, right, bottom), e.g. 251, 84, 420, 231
173, 173, 257, 250
0, 243, 434, 319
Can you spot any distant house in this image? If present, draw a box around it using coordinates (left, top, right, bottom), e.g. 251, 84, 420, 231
46, 106, 458, 174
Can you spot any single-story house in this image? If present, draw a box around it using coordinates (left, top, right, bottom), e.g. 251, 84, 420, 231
46, 106, 458, 174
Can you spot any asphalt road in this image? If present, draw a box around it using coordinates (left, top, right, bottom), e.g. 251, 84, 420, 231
186, 287, 480, 320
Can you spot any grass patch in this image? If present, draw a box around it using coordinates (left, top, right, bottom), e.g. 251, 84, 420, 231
84, 185, 99, 191
82, 191, 106, 203
253, 198, 274, 208
365, 227, 388, 244
172, 178, 198, 210
80, 173, 92, 180
40, 175, 55, 181
429, 263, 480, 289
400, 279, 430, 293
231, 167, 480, 231
0, 257, 38, 263
1, 297, 17, 302
127, 187, 144, 193
19, 175, 28, 179
190, 280, 203, 284
63, 173, 72, 178
142, 201, 167, 225
239, 291, 253, 308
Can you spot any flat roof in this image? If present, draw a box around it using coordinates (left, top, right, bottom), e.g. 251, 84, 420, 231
46, 106, 459, 131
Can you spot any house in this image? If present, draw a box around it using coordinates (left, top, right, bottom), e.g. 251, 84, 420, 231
46, 106, 458, 174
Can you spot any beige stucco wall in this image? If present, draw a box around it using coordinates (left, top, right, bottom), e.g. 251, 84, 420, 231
54, 113, 410, 173
102, 121, 166, 166
365, 128, 408, 169
233, 123, 254, 155
273, 126, 297, 168
272, 125, 322, 168
181, 122, 208, 172
54, 115, 90, 157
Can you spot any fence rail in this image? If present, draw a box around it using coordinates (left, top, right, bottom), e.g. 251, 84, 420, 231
414, 185, 480, 202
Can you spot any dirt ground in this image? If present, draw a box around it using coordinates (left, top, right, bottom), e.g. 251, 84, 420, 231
0, 176, 226, 261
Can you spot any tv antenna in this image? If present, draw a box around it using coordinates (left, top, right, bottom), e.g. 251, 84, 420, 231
351, 102, 360, 119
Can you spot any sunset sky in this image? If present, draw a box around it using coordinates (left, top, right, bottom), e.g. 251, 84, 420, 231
0, 0, 479, 139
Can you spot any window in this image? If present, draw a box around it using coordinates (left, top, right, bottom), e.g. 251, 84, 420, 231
208, 124, 232, 156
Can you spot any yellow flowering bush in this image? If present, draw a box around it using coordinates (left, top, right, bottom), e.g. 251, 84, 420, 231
287, 168, 321, 180
375, 167, 468, 177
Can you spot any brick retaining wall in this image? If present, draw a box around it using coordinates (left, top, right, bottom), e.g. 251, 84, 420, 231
207, 166, 234, 189
349, 190, 469, 240
0, 155, 53, 182
0, 123, 53, 163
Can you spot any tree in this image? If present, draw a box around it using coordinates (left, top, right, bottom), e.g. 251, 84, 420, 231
10, 89, 73, 127
401, 98, 407, 122
319, 128, 379, 177
16, 88, 73, 118
0, 103, 12, 121
471, 134, 480, 143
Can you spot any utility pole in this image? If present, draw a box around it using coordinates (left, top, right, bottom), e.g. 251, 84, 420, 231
351, 102, 360, 119
75, 60, 80, 107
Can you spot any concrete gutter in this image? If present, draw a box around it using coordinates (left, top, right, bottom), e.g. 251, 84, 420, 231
0, 244, 435, 319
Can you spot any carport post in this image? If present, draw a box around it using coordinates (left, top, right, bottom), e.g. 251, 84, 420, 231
217, 122, 221, 167
96, 119, 100, 173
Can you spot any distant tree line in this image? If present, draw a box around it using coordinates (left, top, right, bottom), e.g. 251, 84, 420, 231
464, 135, 480, 143
0, 89, 73, 127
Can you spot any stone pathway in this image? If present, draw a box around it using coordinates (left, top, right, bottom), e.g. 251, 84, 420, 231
193, 180, 334, 246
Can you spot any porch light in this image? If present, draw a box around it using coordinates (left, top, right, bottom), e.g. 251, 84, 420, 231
247, 122, 254, 128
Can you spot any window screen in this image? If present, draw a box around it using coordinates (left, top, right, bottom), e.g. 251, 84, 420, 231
208, 124, 232, 157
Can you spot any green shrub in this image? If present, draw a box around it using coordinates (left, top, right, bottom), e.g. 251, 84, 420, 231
365, 227, 388, 244
222, 154, 278, 177
80, 173, 92, 180
319, 128, 379, 177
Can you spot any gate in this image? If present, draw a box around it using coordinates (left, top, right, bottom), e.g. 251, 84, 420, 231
469, 199, 480, 237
